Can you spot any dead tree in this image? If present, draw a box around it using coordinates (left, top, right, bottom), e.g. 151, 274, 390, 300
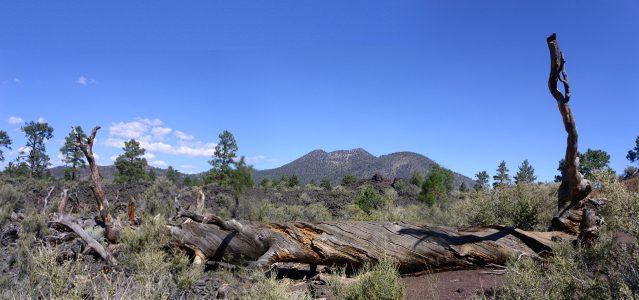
546, 33, 603, 240
72, 126, 118, 243
164, 34, 605, 272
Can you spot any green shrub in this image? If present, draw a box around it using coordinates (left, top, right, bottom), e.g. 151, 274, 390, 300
328, 253, 406, 300
320, 179, 332, 189
355, 185, 386, 213
248, 200, 332, 223
341, 174, 358, 186
239, 270, 312, 300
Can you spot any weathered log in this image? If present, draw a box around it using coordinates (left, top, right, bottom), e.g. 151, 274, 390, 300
546, 33, 600, 238
168, 200, 574, 272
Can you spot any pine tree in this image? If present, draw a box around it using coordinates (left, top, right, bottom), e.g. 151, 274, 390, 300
259, 178, 270, 187
459, 182, 469, 192
0, 130, 12, 162
165, 166, 180, 184
556, 149, 612, 181
320, 179, 332, 189
192, 177, 201, 186
514, 159, 537, 184
288, 175, 300, 188
207, 130, 238, 179
493, 161, 511, 188
431, 163, 454, 192
409, 170, 423, 187
147, 168, 156, 182
183, 176, 192, 185
420, 171, 446, 206
60, 126, 87, 180
628, 136, 639, 166
279, 175, 288, 186
113, 139, 148, 184
474, 171, 489, 190
20, 121, 54, 179
310, 179, 316, 186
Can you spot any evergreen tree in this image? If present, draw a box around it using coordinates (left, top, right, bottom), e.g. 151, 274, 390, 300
60, 126, 87, 180
147, 168, 156, 182
556, 149, 612, 181
320, 179, 332, 189
279, 175, 288, 186
270, 179, 280, 188
341, 174, 358, 185
113, 139, 148, 184
420, 171, 446, 206
493, 160, 511, 188
228, 156, 255, 217
259, 178, 270, 187
431, 163, 454, 192
207, 130, 238, 179
310, 179, 316, 186
88, 171, 104, 182
514, 159, 537, 185
21, 121, 54, 179
192, 177, 201, 186
459, 182, 469, 192
0, 130, 12, 162
409, 170, 423, 186
628, 136, 639, 166
183, 176, 192, 185
3, 160, 28, 178
165, 166, 180, 184
288, 175, 300, 188
474, 171, 489, 190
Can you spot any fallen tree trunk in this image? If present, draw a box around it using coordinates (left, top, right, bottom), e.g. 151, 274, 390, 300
168, 200, 575, 272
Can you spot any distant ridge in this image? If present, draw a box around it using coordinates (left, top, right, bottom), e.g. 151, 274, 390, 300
252, 149, 476, 189
48, 165, 203, 182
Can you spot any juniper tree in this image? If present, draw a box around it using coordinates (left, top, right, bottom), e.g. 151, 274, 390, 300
514, 159, 537, 185
431, 163, 454, 192
113, 139, 148, 184
147, 168, 156, 182
320, 179, 332, 189
0, 130, 11, 162
60, 126, 87, 180
341, 174, 358, 185
493, 161, 511, 188
459, 182, 469, 192
21, 121, 54, 179
420, 171, 446, 206
259, 178, 270, 187
310, 179, 316, 186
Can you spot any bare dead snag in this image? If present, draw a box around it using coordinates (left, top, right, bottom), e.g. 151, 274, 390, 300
72, 126, 119, 243
51, 188, 118, 265
546, 33, 602, 238
128, 196, 137, 225
42, 185, 55, 214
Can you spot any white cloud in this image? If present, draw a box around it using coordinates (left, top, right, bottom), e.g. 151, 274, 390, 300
56, 154, 65, 164
138, 140, 217, 158
37, 117, 45, 123
8, 117, 24, 124
8, 147, 30, 156
181, 171, 199, 175
151, 160, 168, 167
151, 127, 172, 141
76, 76, 87, 85
143, 153, 156, 160
245, 155, 266, 164
14, 78, 20, 83
266, 159, 278, 162
93, 153, 102, 160
174, 130, 194, 140
90, 79, 97, 84
109, 121, 148, 140
56, 138, 65, 145
135, 118, 164, 126
180, 165, 195, 169
110, 155, 118, 161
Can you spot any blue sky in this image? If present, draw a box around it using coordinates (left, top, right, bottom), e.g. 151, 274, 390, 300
1, 1, 638, 183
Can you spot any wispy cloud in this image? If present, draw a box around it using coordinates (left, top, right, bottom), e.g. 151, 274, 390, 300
150, 127, 172, 141
143, 153, 156, 160
174, 130, 194, 140
8, 117, 24, 124
14, 78, 20, 83
245, 155, 266, 164
37, 117, 45, 123
135, 118, 164, 126
110, 155, 118, 161
76, 76, 87, 85
93, 153, 102, 160
180, 165, 195, 169
151, 160, 168, 167
266, 159, 278, 162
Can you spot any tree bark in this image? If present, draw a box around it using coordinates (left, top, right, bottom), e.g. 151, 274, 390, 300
168, 200, 574, 272
546, 33, 599, 239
